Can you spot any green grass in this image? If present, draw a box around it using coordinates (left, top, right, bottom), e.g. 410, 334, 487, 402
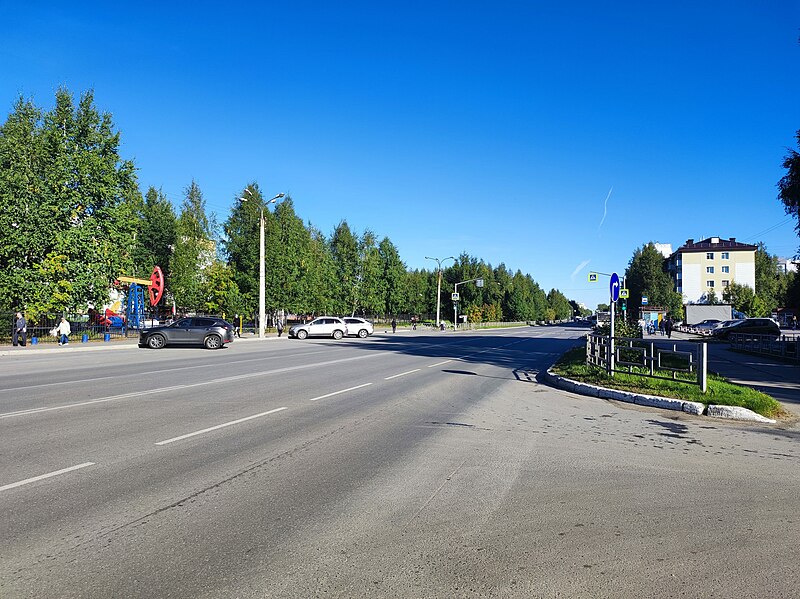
551, 346, 785, 419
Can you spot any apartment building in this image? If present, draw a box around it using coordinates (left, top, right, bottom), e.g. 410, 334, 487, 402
666, 237, 756, 304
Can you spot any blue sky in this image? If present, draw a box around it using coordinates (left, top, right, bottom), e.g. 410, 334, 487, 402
2, 1, 799, 309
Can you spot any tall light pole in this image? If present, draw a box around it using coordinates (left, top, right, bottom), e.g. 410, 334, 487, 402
425, 255, 455, 328
241, 188, 285, 338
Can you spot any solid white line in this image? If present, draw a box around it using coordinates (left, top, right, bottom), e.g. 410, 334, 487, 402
385, 368, 420, 380
427, 360, 453, 368
0, 462, 95, 493
155, 407, 288, 446
309, 383, 373, 402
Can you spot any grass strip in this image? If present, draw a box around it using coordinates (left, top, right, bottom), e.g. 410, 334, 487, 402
551, 346, 785, 419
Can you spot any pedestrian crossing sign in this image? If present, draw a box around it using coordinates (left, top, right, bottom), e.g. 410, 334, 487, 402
588, 273, 598, 282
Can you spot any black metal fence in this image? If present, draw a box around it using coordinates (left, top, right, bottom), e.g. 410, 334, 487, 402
3, 312, 134, 345
729, 333, 800, 363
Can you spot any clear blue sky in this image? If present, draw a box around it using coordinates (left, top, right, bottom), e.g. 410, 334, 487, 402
3, 1, 799, 309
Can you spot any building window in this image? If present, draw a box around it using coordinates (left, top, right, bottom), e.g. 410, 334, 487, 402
721, 266, 729, 273
722, 280, 729, 287
721, 252, 729, 259
707, 280, 715, 288
707, 266, 714, 273
677, 286, 682, 293
706, 252, 714, 259
676, 272, 682, 280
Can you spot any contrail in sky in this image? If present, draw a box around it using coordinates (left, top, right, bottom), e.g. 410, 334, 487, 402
571, 259, 591, 279
597, 187, 613, 232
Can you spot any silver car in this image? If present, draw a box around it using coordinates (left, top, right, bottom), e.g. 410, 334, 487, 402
289, 317, 348, 340
343, 317, 374, 338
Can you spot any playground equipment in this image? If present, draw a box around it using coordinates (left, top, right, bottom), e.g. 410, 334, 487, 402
118, 266, 165, 330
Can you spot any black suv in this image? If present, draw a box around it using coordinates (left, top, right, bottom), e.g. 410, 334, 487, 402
139, 317, 235, 349
712, 318, 780, 340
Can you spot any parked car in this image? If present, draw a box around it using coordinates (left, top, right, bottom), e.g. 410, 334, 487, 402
343, 317, 374, 338
692, 319, 721, 335
138, 316, 235, 349
712, 318, 781, 340
288, 317, 348, 340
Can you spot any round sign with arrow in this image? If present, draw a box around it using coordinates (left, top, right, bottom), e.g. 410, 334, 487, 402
610, 272, 620, 303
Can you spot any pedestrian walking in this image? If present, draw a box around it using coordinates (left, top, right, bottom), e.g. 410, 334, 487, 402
12, 312, 27, 347
233, 314, 241, 338
391, 318, 397, 334
56, 317, 71, 345
277, 318, 284, 337
658, 318, 665, 336
665, 316, 673, 339
793, 315, 797, 331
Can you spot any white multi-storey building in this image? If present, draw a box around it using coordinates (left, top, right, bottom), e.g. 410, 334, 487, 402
667, 237, 756, 304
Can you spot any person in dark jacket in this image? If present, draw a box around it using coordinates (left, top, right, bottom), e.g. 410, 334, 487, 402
391, 318, 397, 333
665, 316, 673, 339
12, 312, 26, 346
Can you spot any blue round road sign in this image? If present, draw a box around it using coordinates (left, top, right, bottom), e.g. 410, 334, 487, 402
610, 272, 620, 302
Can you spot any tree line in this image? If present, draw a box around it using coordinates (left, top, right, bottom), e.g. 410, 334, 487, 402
0, 89, 578, 323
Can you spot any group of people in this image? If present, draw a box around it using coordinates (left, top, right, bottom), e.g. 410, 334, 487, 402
11, 313, 71, 346
639, 316, 674, 338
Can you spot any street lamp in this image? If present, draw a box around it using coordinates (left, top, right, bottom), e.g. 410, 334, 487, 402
240, 188, 285, 338
425, 255, 455, 328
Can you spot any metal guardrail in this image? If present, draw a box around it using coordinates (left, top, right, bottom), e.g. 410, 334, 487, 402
586, 333, 708, 392
728, 333, 800, 362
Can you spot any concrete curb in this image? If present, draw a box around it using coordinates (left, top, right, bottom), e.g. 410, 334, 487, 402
543, 368, 775, 423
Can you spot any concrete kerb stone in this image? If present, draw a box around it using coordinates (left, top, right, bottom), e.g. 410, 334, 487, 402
543, 368, 772, 423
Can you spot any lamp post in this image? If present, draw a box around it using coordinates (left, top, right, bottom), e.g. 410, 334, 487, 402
425, 255, 455, 328
240, 188, 285, 338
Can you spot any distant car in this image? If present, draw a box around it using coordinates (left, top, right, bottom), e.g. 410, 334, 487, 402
289, 317, 348, 340
138, 316, 234, 349
343, 317, 374, 338
712, 318, 781, 340
692, 319, 721, 335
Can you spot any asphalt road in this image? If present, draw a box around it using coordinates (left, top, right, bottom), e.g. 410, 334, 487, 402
1, 325, 798, 598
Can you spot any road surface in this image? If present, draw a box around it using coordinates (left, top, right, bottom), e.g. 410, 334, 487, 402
1, 326, 798, 598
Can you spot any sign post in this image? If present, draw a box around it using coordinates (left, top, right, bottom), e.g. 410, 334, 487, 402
609, 273, 620, 377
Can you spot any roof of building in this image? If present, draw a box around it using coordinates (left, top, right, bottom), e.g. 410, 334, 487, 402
674, 236, 757, 254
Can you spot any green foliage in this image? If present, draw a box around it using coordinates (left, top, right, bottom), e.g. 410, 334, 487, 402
0, 89, 139, 314
171, 181, 213, 310
778, 129, 800, 253
547, 288, 572, 320
625, 242, 683, 318
132, 187, 177, 281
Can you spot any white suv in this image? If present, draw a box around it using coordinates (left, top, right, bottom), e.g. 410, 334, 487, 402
289, 317, 348, 340
343, 317, 374, 338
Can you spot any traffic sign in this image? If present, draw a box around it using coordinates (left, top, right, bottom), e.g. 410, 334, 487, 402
642, 295, 649, 305
588, 273, 598, 283
610, 273, 620, 303
451, 292, 460, 301
620, 288, 629, 299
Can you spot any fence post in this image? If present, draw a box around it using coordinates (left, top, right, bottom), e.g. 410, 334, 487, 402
698, 342, 707, 393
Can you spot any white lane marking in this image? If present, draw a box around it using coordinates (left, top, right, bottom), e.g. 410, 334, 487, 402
309, 383, 373, 402
0, 462, 95, 493
0, 352, 389, 420
0, 349, 332, 394
155, 407, 288, 446
427, 360, 453, 368
385, 368, 420, 380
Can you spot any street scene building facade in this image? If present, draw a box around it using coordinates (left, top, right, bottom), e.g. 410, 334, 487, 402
667, 237, 757, 304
